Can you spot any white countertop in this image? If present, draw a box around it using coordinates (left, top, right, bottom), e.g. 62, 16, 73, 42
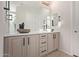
4, 31, 60, 37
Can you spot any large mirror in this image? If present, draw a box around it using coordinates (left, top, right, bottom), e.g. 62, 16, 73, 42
7, 1, 60, 33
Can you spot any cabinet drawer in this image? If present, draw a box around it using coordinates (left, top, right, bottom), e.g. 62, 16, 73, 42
40, 38, 47, 43
40, 34, 47, 38
40, 34, 47, 37
40, 42, 47, 47
40, 47, 47, 53
40, 41, 47, 44
40, 46, 47, 56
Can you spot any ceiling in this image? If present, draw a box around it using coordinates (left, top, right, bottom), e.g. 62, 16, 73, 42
10, 1, 52, 12
10, 1, 41, 7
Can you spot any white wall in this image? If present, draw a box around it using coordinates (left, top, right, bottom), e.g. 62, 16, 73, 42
59, 2, 72, 55
15, 2, 49, 32
0, 1, 8, 56
10, 1, 60, 33
51, 1, 73, 55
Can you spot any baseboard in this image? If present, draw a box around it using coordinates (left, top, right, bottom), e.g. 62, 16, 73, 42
59, 49, 73, 56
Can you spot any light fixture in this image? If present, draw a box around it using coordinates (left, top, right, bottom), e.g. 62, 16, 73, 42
47, 16, 50, 19
41, 1, 51, 7
58, 16, 62, 27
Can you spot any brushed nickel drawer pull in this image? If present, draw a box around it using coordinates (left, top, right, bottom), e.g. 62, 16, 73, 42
28, 37, 30, 45
53, 34, 56, 39
23, 38, 25, 46
41, 50, 46, 53
41, 35, 46, 37
41, 41, 46, 44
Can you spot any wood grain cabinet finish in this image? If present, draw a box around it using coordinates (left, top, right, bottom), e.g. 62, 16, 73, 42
4, 32, 60, 57
11, 37, 23, 57
28, 35, 39, 57
39, 34, 48, 56
53, 32, 59, 50
4, 35, 39, 57
4, 36, 27, 57
48, 32, 60, 53
4, 37, 12, 57
48, 33, 54, 53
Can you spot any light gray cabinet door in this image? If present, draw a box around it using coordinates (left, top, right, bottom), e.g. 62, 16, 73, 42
4, 35, 39, 57
48, 33, 54, 53
22, 37, 28, 57
4, 37, 23, 57
4, 37, 13, 57
4, 36, 29, 57
48, 33, 59, 53
11, 36, 23, 57
53, 32, 59, 50
12, 36, 29, 57
28, 35, 39, 57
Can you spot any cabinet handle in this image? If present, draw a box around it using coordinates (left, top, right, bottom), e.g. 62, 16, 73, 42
53, 34, 56, 39
41, 41, 46, 44
28, 37, 30, 45
23, 38, 25, 46
41, 35, 46, 37
41, 50, 46, 53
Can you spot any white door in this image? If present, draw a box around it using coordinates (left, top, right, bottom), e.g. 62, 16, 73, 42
72, 1, 79, 56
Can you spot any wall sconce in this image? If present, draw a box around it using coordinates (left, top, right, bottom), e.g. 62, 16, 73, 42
58, 16, 61, 21
58, 16, 62, 27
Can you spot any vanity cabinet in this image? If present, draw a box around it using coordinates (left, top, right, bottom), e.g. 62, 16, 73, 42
48, 32, 59, 53
10, 36, 27, 57
4, 36, 28, 57
53, 32, 59, 50
48, 33, 54, 53
39, 34, 48, 56
4, 32, 59, 57
4, 37, 13, 57
4, 35, 39, 57
28, 35, 39, 57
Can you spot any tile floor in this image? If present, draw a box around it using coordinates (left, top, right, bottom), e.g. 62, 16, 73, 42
47, 50, 72, 57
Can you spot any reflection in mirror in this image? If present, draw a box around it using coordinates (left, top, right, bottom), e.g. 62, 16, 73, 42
8, 1, 61, 33
52, 20, 54, 26
45, 12, 60, 32
51, 13, 59, 26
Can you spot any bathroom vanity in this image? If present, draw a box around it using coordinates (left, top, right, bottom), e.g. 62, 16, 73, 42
3, 1, 61, 57
4, 32, 60, 57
